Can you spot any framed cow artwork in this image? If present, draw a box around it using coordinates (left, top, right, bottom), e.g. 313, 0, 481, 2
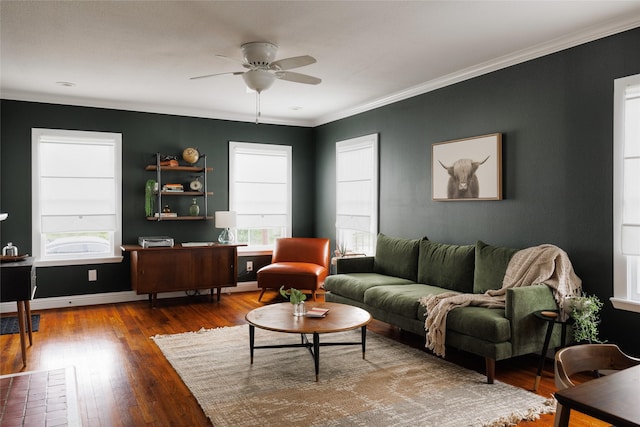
432, 133, 502, 201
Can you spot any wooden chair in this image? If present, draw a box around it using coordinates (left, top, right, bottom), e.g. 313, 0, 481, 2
257, 237, 330, 302
554, 344, 640, 426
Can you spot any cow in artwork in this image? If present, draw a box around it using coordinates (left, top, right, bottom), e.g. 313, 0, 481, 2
439, 156, 490, 199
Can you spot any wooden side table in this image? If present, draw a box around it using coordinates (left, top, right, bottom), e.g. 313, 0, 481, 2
533, 309, 571, 391
0, 257, 37, 367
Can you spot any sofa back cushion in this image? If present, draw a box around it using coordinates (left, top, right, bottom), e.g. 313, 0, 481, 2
473, 240, 519, 293
373, 234, 421, 281
417, 240, 475, 293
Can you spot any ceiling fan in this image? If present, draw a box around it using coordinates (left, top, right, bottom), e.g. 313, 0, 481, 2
190, 42, 321, 93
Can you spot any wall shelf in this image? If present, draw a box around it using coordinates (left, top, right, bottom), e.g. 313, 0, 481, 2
146, 153, 213, 221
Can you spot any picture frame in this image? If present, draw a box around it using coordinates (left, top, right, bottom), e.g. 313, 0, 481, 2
432, 133, 502, 201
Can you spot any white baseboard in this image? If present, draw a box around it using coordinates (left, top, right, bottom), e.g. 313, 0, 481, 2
0, 281, 258, 314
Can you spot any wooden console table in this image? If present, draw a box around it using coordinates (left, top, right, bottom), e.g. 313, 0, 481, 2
121, 244, 242, 306
1, 256, 37, 367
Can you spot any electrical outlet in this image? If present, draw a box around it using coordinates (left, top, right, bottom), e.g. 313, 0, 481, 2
246, 261, 253, 272
88, 269, 97, 281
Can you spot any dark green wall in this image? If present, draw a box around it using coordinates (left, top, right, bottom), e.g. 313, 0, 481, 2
0, 102, 315, 297
315, 27, 640, 354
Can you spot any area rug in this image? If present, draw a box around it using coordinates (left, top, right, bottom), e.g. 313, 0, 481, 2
0, 314, 40, 335
152, 325, 555, 427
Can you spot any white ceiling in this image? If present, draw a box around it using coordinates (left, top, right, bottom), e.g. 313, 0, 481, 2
2, 1, 640, 127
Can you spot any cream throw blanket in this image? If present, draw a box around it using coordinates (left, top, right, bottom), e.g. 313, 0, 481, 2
418, 244, 582, 357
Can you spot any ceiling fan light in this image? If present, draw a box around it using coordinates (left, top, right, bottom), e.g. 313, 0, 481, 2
242, 70, 275, 93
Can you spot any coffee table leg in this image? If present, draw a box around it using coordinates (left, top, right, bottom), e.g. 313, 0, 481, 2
249, 325, 255, 364
361, 325, 367, 359
313, 332, 320, 382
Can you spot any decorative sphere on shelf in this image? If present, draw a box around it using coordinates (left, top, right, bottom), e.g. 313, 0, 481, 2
182, 147, 199, 164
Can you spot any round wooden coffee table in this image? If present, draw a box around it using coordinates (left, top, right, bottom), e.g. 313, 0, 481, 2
245, 302, 372, 381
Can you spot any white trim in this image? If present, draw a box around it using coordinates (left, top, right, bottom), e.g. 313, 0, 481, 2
613, 73, 640, 314
3, 17, 638, 128
237, 248, 272, 257
0, 283, 259, 314
35, 256, 123, 267
611, 297, 640, 312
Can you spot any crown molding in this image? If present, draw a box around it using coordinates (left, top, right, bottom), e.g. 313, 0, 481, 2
312, 16, 640, 126
0, 90, 316, 127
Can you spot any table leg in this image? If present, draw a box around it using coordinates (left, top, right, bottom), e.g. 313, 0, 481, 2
361, 325, 367, 359
553, 402, 571, 427
249, 325, 255, 364
16, 301, 27, 367
25, 300, 33, 346
534, 320, 555, 391
313, 332, 320, 382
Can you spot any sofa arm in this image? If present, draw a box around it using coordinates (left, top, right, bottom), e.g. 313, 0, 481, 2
506, 284, 562, 356
336, 256, 375, 274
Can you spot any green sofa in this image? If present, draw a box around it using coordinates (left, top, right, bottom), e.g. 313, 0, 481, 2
324, 234, 563, 383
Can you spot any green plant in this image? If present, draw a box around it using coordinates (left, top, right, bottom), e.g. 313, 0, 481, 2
279, 286, 307, 304
336, 241, 348, 257
568, 293, 604, 343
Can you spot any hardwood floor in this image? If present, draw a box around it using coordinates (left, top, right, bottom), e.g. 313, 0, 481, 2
1, 291, 606, 426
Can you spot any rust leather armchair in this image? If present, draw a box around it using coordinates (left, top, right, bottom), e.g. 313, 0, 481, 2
257, 237, 330, 301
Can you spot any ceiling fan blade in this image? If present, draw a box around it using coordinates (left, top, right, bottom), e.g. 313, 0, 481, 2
215, 53, 252, 70
271, 55, 316, 71
275, 71, 321, 85
189, 71, 244, 80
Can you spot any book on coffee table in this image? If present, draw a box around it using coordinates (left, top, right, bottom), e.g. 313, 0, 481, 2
306, 307, 329, 318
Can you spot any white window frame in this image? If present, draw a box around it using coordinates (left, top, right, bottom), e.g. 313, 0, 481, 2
612, 74, 640, 313
335, 134, 379, 256
32, 128, 123, 266
229, 141, 292, 251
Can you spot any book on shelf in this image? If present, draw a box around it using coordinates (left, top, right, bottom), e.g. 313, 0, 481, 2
306, 307, 330, 317
154, 212, 178, 217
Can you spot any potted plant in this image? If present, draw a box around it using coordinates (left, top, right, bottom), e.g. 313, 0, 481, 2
279, 286, 307, 316
566, 293, 604, 343
335, 242, 348, 257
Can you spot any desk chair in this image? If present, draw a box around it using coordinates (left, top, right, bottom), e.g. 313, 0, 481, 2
554, 344, 640, 426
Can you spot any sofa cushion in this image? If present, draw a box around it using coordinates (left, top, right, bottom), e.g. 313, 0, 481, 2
473, 241, 519, 294
364, 284, 457, 320
323, 273, 414, 302
417, 240, 475, 293
447, 306, 511, 343
373, 234, 421, 281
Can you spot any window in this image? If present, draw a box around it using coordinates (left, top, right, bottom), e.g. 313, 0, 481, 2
612, 74, 640, 312
229, 141, 291, 249
336, 134, 378, 256
32, 129, 122, 266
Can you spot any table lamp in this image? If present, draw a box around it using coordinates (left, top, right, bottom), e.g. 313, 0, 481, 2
215, 211, 236, 244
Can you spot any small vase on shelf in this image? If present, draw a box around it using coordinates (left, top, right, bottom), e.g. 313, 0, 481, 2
188, 198, 200, 216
